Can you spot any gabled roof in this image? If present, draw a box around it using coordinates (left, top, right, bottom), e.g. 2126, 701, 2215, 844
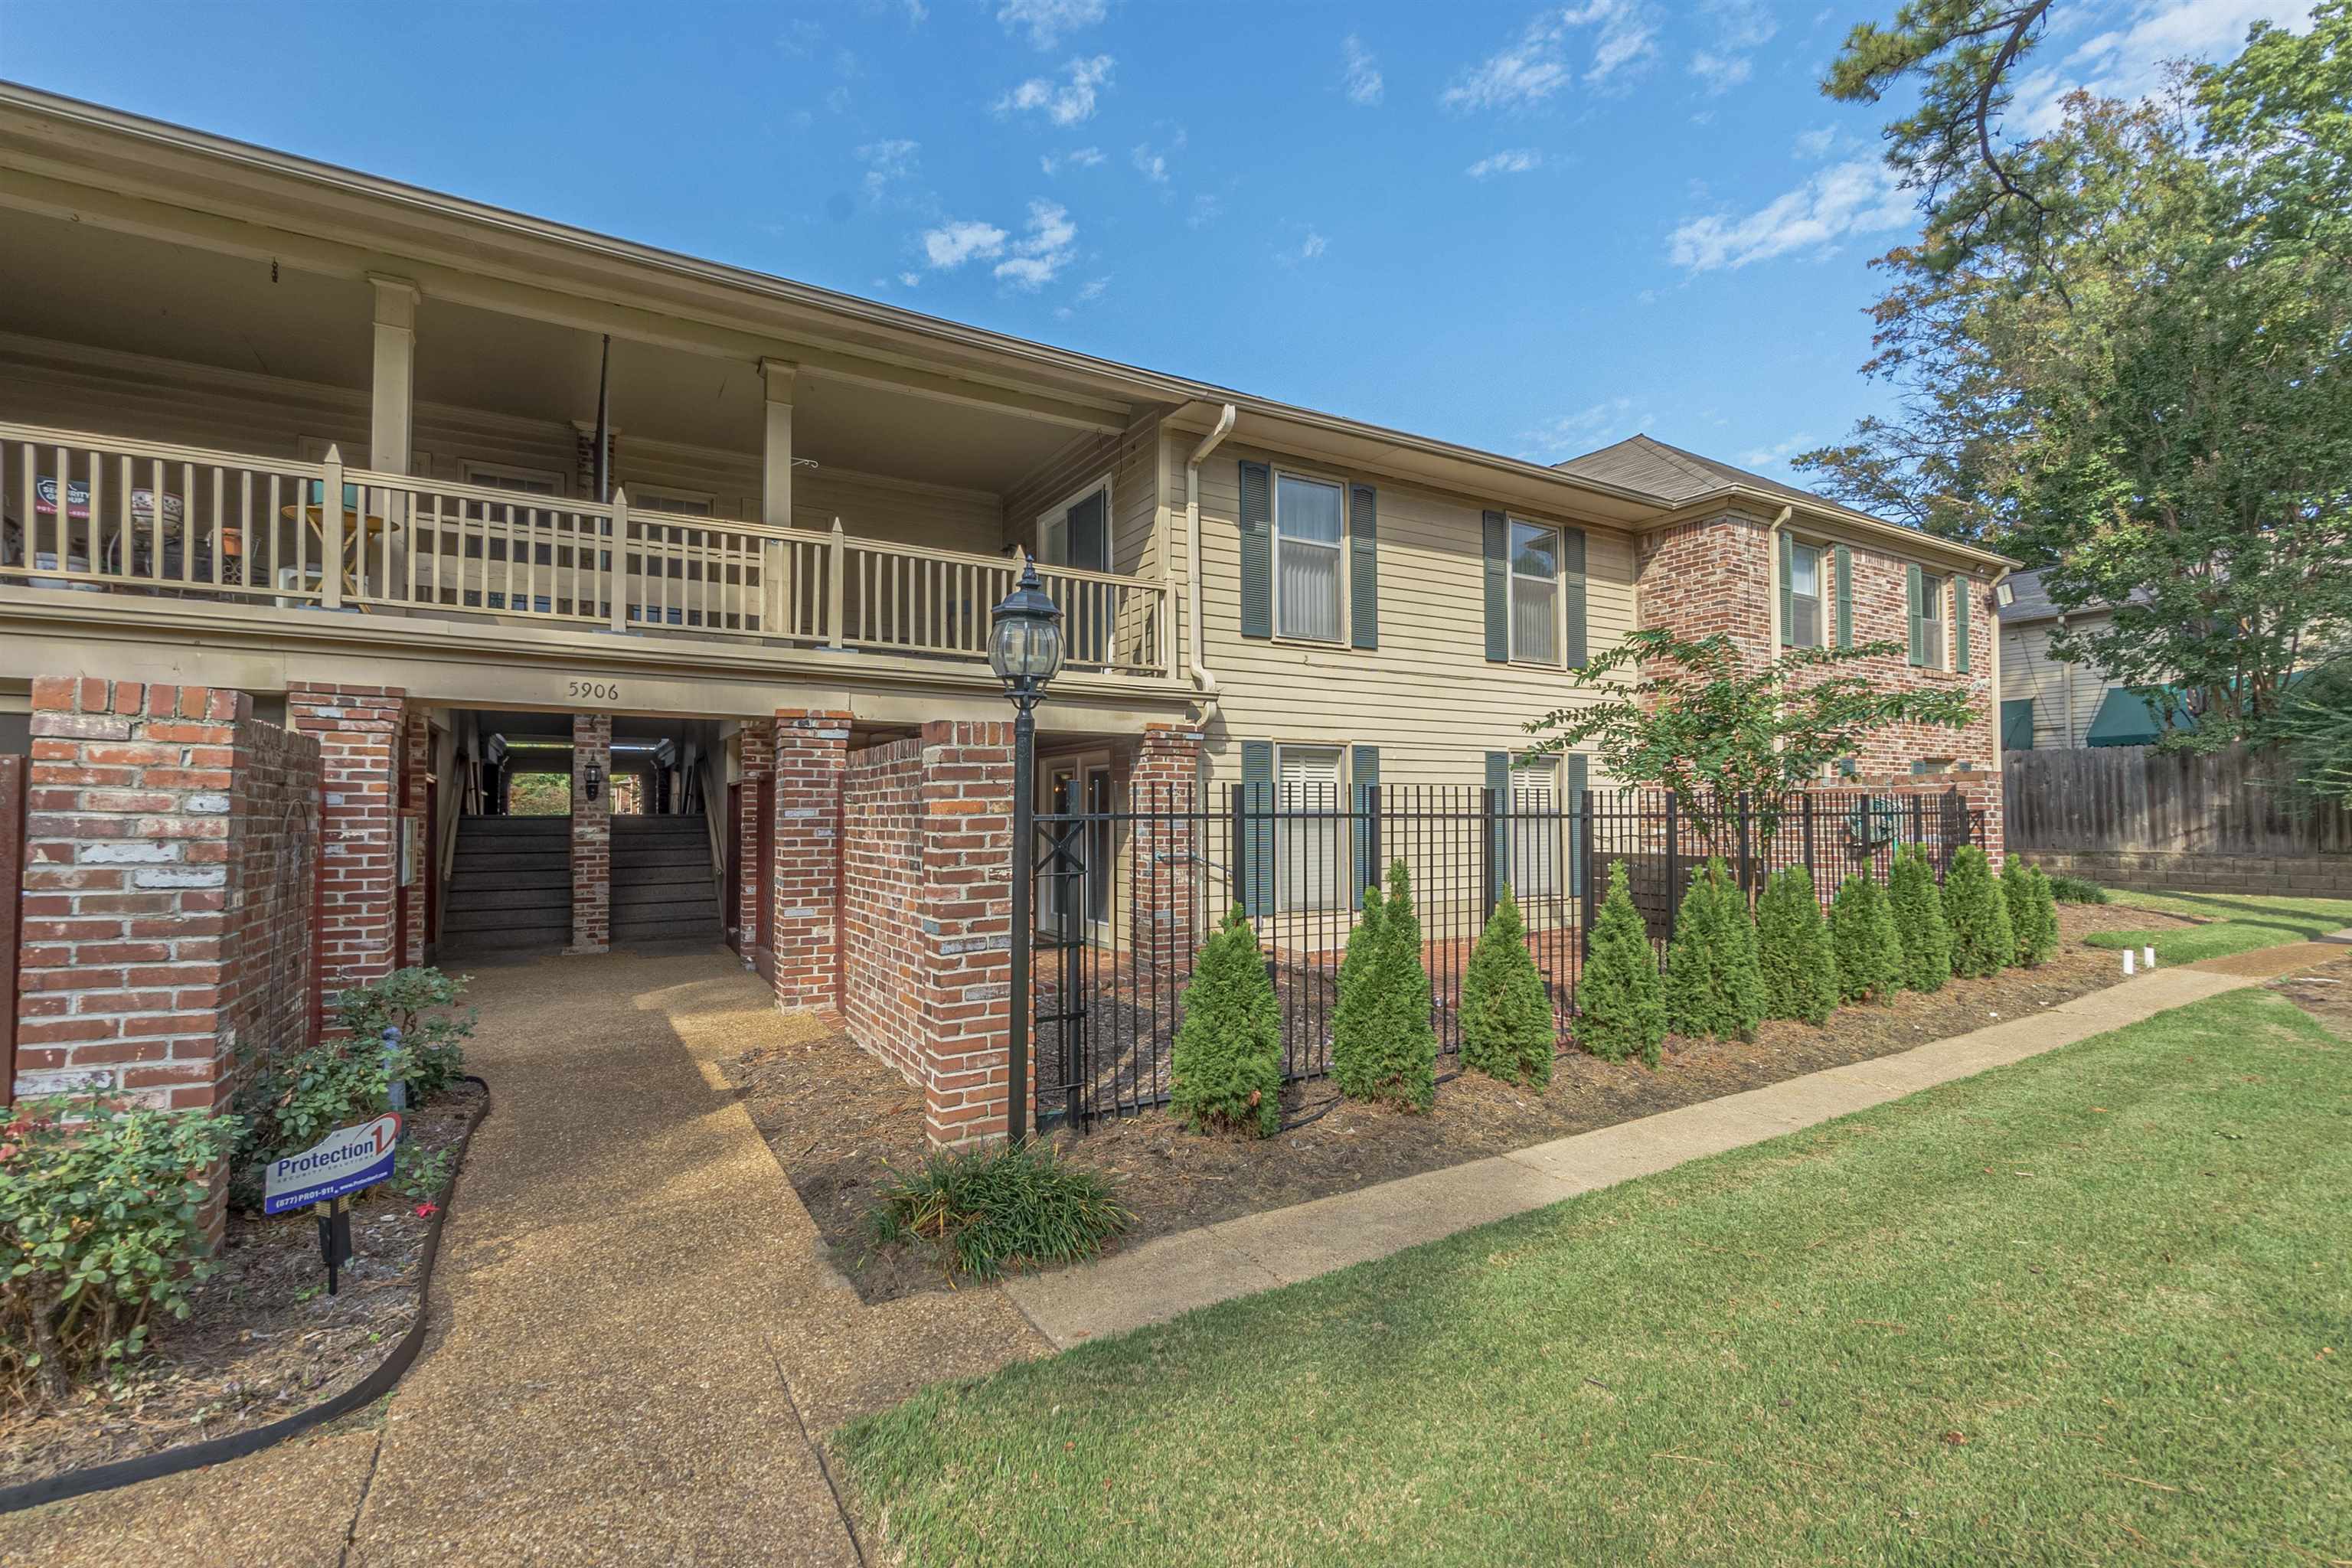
1996, 567, 2140, 626
1552, 434, 1821, 509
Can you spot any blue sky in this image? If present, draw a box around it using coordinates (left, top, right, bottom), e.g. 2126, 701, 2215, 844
0, 0, 2306, 480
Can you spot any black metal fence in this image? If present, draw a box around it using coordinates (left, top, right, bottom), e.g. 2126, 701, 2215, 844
1032, 784, 1981, 1129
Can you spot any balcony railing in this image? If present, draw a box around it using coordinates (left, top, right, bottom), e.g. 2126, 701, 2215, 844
0, 422, 1171, 678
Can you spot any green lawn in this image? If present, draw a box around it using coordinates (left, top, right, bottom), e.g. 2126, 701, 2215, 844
2088, 889, 2352, 965
838, 988, 2352, 1566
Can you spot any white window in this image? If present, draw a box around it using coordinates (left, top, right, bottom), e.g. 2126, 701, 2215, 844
1509, 519, 1560, 664
1788, 541, 1824, 648
1277, 745, 1344, 911
1038, 477, 1111, 573
1274, 473, 1345, 642
1919, 574, 1947, 668
1507, 755, 1562, 901
461, 460, 565, 497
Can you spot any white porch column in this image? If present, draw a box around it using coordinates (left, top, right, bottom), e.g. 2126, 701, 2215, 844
368, 274, 420, 476
760, 358, 798, 634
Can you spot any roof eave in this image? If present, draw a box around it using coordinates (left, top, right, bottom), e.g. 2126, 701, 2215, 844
1655, 485, 2020, 572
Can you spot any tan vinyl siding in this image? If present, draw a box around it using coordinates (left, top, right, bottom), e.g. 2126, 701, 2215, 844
2001, 615, 2111, 750
1001, 411, 1164, 580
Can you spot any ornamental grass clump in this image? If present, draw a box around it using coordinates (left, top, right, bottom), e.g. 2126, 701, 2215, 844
1334, 860, 1438, 1110
1459, 885, 1554, 1088
868, 1141, 1130, 1281
1888, 844, 1953, 994
2004, 857, 2061, 968
1169, 906, 1283, 1138
1662, 857, 1765, 1043
1828, 872, 1905, 1004
1575, 860, 1667, 1067
2045, 872, 2108, 904
1, 1097, 240, 1410
1756, 864, 1838, 1025
1942, 844, 2014, 979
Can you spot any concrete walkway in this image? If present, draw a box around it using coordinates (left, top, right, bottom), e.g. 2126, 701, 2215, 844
2, 949, 1046, 1568
1003, 952, 2324, 1348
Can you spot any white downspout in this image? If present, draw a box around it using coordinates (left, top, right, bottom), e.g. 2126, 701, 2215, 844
1185, 403, 1237, 701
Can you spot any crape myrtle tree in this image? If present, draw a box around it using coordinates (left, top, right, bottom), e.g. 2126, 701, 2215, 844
1800, 3, 2352, 750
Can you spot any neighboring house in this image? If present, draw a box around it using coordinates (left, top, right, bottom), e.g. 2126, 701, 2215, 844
1996, 568, 2167, 750
0, 86, 2011, 1145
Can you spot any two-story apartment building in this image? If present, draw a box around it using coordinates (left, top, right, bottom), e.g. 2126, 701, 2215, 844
0, 85, 2011, 1147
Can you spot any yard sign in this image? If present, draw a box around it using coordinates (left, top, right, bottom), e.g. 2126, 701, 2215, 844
263, 1113, 403, 1215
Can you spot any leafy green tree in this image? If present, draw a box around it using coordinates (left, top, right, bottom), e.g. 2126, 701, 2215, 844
2003, 856, 2060, 968
1460, 886, 1555, 1088
1576, 861, 1667, 1067
1756, 866, 1838, 1026
1663, 858, 1766, 1043
1828, 873, 1906, 1004
1334, 860, 1438, 1111
1941, 845, 2014, 978
2278, 658, 2352, 810
1170, 906, 1282, 1138
1888, 845, 1954, 993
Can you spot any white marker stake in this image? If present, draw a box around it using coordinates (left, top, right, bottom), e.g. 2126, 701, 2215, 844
2123, 949, 2136, 976
2143, 945, 2157, 969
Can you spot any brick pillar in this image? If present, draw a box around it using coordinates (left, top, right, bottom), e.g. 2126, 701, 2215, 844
771, 709, 851, 1009
736, 718, 773, 964
291, 682, 407, 1019
570, 713, 611, 954
1127, 724, 1202, 970
916, 719, 1016, 1148
400, 707, 430, 968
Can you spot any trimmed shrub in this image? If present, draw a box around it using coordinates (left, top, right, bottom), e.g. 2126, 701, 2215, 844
1756, 865, 1838, 1025
1576, 860, 1667, 1066
1942, 845, 2014, 979
869, 1141, 1131, 1280
2004, 857, 2061, 968
2045, 871, 2108, 904
1335, 860, 1439, 1110
1460, 885, 1555, 1088
1662, 857, 1766, 1043
1170, 906, 1283, 1137
2, 1097, 240, 1409
1332, 875, 1387, 1072
332, 965, 475, 1103
1828, 873, 1905, 1004
1888, 844, 1953, 993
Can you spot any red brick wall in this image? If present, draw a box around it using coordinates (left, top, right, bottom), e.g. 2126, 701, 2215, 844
841, 737, 925, 1083
570, 712, 611, 954
1637, 514, 1774, 665
1128, 724, 1202, 967
770, 710, 851, 1011
227, 716, 322, 1094
289, 683, 405, 1023
735, 718, 773, 962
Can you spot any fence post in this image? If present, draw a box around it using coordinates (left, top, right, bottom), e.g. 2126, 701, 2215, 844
1364, 783, 1382, 893
1911, 794, 1926, 852
1578, 795, 1597, 956
1663, 791, 1681, 948
1736, 790, 1754, 899
1800, 791, 1817, 891
1478, 786, 1499, 923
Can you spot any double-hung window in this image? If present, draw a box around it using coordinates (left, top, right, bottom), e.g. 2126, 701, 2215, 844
1509, 520, 1560, 664
1787, 541, 1824, 648
1919, 574, 1947, 668
1276, 744, 1344, 912
1507, 755, 1563, 900
1273, 472, 1345, 642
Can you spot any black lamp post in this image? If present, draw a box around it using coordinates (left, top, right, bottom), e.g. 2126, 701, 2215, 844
989, 556, 1064, 1147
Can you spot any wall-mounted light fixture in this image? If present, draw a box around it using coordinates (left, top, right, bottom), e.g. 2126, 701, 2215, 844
582, 760, 604, 802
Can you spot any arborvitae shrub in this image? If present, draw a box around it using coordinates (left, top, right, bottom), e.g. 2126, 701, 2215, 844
1828, 873, 1904, 1004
1460, 884, 1555, 1087
1332, 874, 1386, 1069
1661, 856, 1766, 1042
1334, 859, 1438, 1110
1888, 844, 1953, 993
1942, 844, 2013, 979
1575, 860, 1666, 1067
2004, 857, 2060, 968
1756, 864, 1838, 1025
1170, 906, 1283, 1137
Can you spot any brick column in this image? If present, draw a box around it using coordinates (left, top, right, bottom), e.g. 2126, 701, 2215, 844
770, 709, 851, 1009
400, 707, 430, 968
736, 718, 773, 964
291, 683, 407, 1019
570, 712, 611, 954
916, 719, 1016, 1148
1127, 724, 1202, 970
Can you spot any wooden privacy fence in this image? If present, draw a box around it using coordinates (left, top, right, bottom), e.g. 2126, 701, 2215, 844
2005, 744, 2352, 857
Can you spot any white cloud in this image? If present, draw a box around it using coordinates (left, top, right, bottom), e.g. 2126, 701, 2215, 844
995, 200, 1080, 289
996, 54, 1115, 126
1069, 145, 1106, 167
1442, 2, 1658, 112
898, 271, 922, 287
1187, 192, 1223, 227
1041, 144, 1109, 175
997, 0, 1106, 50
1668, 156, 1913, 272
1077, 276, 1110, 302
778, 20, 822, 57
1467, 148, 1543, 178
1635, 287, 1658, 305
857, 138, 919, 198
2013, 0, 2311, 133
1521, 396, 1650, 459
1132, 142, 1170, 183
1792, 123, 1838, 159
923, 219, 1009, 270
1687, 0, 1774, 95
1278, 229, 1328, 265
1689, 51, 1752, 93
1341, 34, 1385, 105
1738, 433, 1818, 469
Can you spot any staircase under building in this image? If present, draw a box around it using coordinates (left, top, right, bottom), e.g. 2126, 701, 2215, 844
441, 814, 722, 956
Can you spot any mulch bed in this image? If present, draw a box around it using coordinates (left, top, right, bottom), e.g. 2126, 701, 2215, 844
0, 1082, 485, 1491
728, 903, 2190, 1303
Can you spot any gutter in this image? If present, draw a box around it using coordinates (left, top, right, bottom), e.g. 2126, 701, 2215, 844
1185, 404, 1237, 702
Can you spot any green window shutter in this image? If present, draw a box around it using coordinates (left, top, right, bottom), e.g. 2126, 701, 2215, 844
1906, 563, 1926, 666
1239, 460, 1272, 640
1778, 534, 1794, 647
1485, 750, 1511, 886
1349, 744, 1380, 910
1481, 510, 1509, 662
1562, 526, 1588, 668
1565, 752, 1588, 896
1834, 544, 1853, 649
1240, 740, 1273, 916
1348, 484, 1379, 650
1954, 577, 1971, 672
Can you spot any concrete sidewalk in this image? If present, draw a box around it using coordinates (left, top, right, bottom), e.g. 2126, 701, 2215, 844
1003, 956, 2304, 1349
